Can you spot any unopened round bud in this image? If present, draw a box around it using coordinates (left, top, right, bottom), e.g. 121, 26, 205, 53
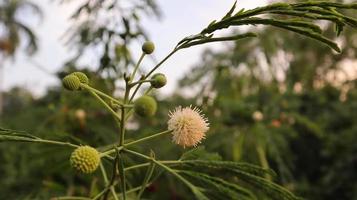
70, 146, 100, 174
142, 41, 155, 54
63, 75, 81, 91
134, 96, 157, 117
72, 72, 89, 84
151, 73, 167, 88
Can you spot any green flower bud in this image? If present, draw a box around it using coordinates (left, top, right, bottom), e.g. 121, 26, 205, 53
70, 146, 100, 174
72, 72, 89, 84
134, 96, 157, 117
151, 73, 167, 88
142, 41, 155, 54
63, 74, 81, 91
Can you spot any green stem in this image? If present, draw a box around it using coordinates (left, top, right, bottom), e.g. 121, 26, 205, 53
144, 48, 178, 79
128, 82, 142, 102
81, 84, 123, 105
99, 162, 119, 200
92, 188, 108, 200
124, 160, 184, 172
119, 107, 126, 146
124, 163, 150, 171
129, 48, 178, 102
129, 80, 152, 87
124, 149, 200, 196
34, 139, 79, 148
103, 153, 120, 200
122, 104, 134, 108
116, 79, 130, 199
116, 182, 153, 196
87, 89, 121, 121
124, 109, 134, 121
126, 130, 172, 146
143, 86, 154, 96
100, 130, 172, 157
101, 146, 124, 157
100, 162, 109, 184
130, 53, 145, 82
118, 152, 127, 200
137, 160, 155, 199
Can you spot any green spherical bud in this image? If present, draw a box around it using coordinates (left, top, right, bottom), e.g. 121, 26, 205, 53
72, 72, 89, 84
142, 41, 155, 54
134, 96, 157, 117
150, 73, 167, 88
70, 146, 100, 174
63, 75, 81, 91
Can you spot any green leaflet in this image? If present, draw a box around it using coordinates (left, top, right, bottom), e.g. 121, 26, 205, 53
179, 33, 257, 49
221, 0, 237, 20
290, 113, 323, 138
0, 127, 78, 148
181, 160, 277, 178
180, 146, 222, 161
187, 1, 357, 52
230, 169, 302, 200
0, 127, 40, 142
179, 170, 257, 200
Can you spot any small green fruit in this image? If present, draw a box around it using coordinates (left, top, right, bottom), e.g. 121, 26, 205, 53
62, 75, 81, 91
134, 96, 157, 117
72, 72, 89, 84
142, 41, 155, 54
151, 73, 167, 88
70, 146, 100, 174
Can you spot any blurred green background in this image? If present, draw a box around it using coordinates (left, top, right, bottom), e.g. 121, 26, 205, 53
0, 0, 356, 199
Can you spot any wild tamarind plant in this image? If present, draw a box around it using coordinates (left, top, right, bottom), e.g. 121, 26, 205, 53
1, 1, 357, 199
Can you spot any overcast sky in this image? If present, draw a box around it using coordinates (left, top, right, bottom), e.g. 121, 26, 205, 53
3, 0, 267, 96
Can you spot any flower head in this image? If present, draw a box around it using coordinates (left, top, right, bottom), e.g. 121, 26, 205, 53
252, 111, 264, 122
62, 74, 81, 91
150, 73, 167, 88
142, 41, 155, 54
70, 145, 100, 174
168, 106, 209, 148
72, 72, 89, 84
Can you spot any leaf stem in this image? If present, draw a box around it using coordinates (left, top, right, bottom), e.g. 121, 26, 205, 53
100, 130, 172, 157
129, 79, 152, 87
99, 162, 119, 200
137, 159, 155, 199
118, 151, 127, 200
125, 130, 172, 147
129, 48, 179, 102
86, 89, 121, 121
130, 53, 145, 82
145, 48, 179, 79
124, 149, 207, 199
80, 84, 123, 105
34, 139, 79, 148
124, 160, 183, 172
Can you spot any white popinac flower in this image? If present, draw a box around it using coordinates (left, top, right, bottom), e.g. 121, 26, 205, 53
252, 111, 264, 122
168, 106, 209, 148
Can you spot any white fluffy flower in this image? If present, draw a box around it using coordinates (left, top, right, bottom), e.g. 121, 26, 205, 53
252, 111, 264, 122
168, 106, 209, 148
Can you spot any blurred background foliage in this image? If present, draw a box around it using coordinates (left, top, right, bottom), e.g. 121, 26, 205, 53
0, 0, 357, 199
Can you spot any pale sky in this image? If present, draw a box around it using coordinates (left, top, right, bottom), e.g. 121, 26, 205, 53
3, 0, 267, 96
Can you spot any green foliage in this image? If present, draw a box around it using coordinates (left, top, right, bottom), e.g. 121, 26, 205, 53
175, 1, 357, 52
